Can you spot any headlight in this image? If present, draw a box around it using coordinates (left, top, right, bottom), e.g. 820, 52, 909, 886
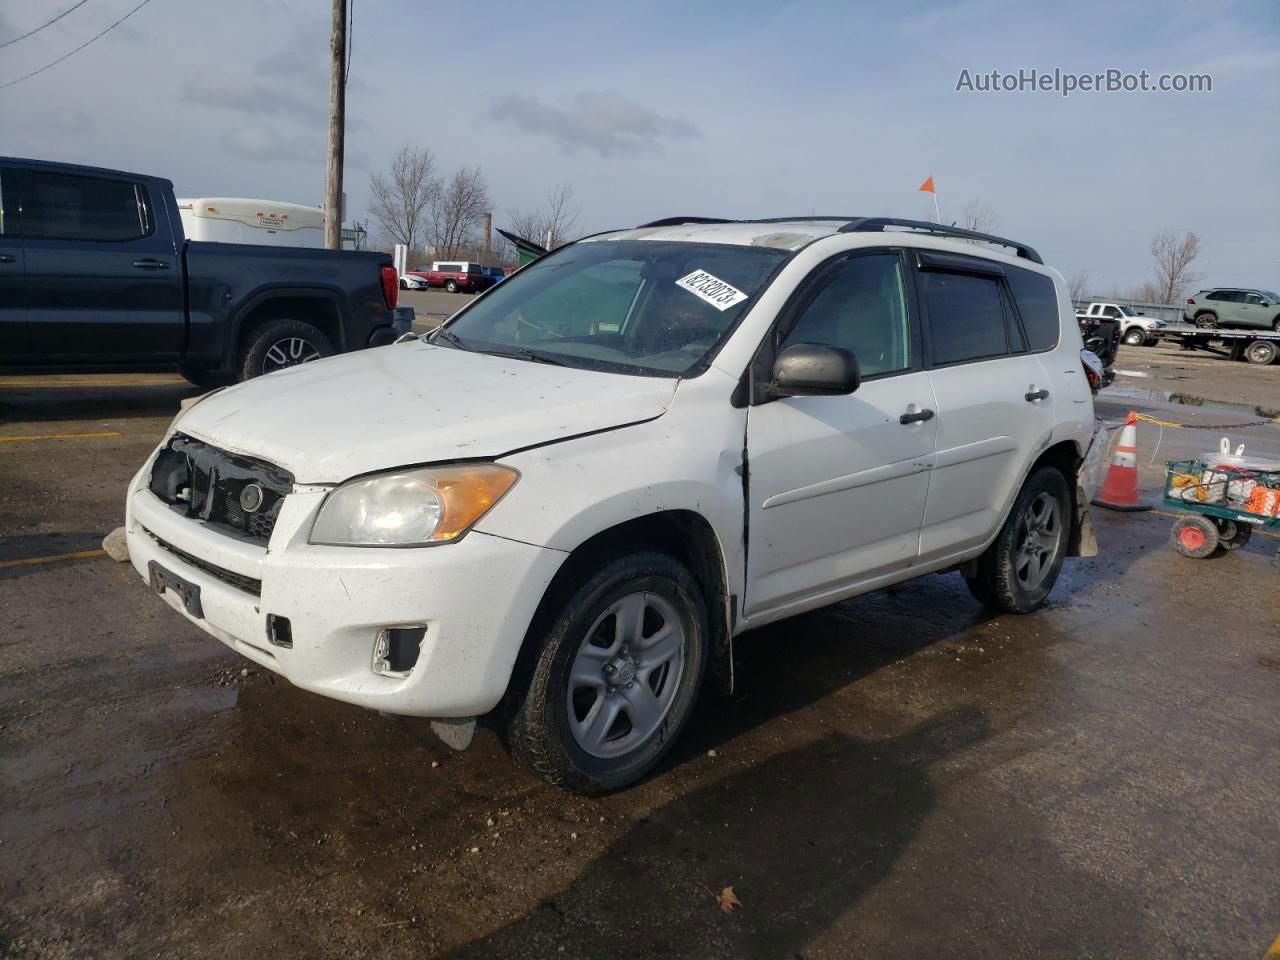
309, 464, 518, 546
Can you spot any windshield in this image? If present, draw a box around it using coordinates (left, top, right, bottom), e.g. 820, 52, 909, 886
439, 239, 790, 376
1262, 290, 1280, 301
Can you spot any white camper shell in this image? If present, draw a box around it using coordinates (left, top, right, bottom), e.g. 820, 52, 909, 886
177, 197, 325, 248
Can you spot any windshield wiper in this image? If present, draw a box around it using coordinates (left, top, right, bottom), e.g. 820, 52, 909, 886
487, 346, 570, 367
430, 327, 470, 351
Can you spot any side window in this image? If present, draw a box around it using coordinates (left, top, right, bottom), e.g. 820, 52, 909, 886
919, 270, 1008, 365
1005, 266, 1061, 351
24, 171, 148, 241
779, 253, 911, 377
1103, 305, 1121, 318
1245, 293, 1264, 305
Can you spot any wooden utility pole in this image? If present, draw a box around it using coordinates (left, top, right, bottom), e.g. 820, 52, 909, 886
324, 0, 347, 250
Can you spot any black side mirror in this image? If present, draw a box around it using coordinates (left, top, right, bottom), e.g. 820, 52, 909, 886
769, 343, 860, 399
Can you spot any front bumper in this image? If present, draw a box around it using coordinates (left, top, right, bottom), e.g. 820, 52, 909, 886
125, 470, 564, 717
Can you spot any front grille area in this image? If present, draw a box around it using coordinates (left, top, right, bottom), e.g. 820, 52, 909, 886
149, 434, 294, 543
145, 529, 263, 596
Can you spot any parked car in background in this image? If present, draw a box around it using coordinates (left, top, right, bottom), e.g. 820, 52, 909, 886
125, 215, 1099, 794
1184, 288, 1280, 331
1075, 302, 1164, 346
0, 157, 406, 385
400, 272, 430, 290
416, 261, 498, 294
483, 265, 508, 285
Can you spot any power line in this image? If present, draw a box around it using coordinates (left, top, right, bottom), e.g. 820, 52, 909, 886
0, 0, 93, 49
0, 0, 155, 91
344, 0, 353, 86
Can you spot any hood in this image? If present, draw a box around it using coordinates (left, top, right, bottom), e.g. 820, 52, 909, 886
177, 341, 677, 483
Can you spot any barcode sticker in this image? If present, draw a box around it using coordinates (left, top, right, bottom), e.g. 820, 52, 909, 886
675, 269, 748, 311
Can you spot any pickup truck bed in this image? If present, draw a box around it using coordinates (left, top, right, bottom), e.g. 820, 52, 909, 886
0, 157, 407, 384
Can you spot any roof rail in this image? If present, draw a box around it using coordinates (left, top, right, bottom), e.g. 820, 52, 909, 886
839, 217, 1043, 264
636, 216, 733, 228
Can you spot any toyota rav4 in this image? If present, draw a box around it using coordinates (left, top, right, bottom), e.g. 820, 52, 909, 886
126, 216, 1100, 794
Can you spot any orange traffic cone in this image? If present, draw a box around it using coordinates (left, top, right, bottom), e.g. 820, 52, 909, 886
1092, 411, 1151, 512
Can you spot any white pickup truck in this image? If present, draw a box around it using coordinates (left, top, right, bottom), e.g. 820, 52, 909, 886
1075, 302, 1164, 346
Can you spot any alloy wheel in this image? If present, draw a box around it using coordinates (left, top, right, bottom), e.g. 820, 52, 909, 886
566, 592, 685, 759
262, 337, 323, 373
1013, 491, 1062, 589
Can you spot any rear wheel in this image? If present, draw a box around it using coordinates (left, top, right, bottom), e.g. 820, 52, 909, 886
1171, 515, 1219, 558
239, 318, 335, 381
965, 467, 1071, 614
1194, 312, 1217, 329
1215, 518, 1253, 551
507, 551, 708, 795
1245, 340, 1278, 365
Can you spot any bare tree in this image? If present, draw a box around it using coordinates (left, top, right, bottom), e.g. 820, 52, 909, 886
507, 183, 581, 251
1149, 230, 1201, 304
1131, 281, 1164, 304
368, 145, 440, 261
428, 166, 491, 260
958, 198, 998, 234
1066, 268, 1091, 302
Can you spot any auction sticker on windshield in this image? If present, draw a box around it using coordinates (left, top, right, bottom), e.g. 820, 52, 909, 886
675, 269, 748, 311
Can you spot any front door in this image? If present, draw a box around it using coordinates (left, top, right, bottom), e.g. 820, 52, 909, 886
0, 165, 26, 358
18, 167, 184, 361
912, 253, 1057, 562
745, 250, 937, 618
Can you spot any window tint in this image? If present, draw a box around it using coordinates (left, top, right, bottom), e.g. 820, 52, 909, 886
780, 254, 911, 377
920, 270, 1008, 364
1245, 293, 1264, 305
1103, 306, 1121, 318
1005, 266, 1060, 351
25, 172, 147, 241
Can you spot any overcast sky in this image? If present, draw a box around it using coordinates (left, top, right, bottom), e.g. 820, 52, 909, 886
1, 0, 1276, 294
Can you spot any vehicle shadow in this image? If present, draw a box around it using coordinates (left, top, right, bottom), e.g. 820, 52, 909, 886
441, 707, 986, 960
0, 383, 196, 424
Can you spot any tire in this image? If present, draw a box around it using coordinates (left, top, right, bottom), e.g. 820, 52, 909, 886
1194, 312, 1217, 329
239, 318, 335, 381
507, 551, 708, 795
177, 363, 228, 389
964, 466, 1071, 614
1171, 515, 1219, 559
1123, 327, 1145, 346
445, 280, 458, 293
1215, 519, 1252, 551
1244, 340, 1279, 365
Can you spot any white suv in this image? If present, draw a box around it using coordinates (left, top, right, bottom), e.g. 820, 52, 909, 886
126, 216, 1099, 794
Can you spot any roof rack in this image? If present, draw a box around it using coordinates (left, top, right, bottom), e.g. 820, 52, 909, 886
839, 217, 1043, 264
636, 216, 733, 228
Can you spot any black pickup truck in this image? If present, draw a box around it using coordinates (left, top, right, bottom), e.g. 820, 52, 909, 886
0, 157, 407, 385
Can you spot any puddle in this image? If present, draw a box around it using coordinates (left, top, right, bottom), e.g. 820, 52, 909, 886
1100, 385, 1280, 420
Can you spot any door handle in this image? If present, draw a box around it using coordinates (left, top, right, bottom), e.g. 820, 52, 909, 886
0, 254, 15, 263
1025, 388, 1050, 402
132, 258, 170, 270
899, 408, 935, 425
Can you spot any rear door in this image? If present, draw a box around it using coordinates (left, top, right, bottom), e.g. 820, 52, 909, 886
1240, 292, 1268, 329
745, 249, 937, 616
0, 164, 26, 358
19, 166, 184, 361
912, 251, 1056, 562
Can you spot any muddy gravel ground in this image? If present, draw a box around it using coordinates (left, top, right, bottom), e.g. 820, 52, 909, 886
1, 348, 1278, 959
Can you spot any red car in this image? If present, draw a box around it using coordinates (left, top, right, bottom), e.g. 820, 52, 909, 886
410, 261, 498, 294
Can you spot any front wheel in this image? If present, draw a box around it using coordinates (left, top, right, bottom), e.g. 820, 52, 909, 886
965, 467, 1071, 614
1123, 328, 1146, 346
445, 279, 458, 293
239, 318, 335, 381
507, 552, 708, 795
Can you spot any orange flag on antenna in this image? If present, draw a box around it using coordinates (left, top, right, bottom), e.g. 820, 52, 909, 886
918, 175, 935, 193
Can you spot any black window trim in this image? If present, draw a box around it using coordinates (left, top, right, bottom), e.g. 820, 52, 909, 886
1002, 262, 1061, 354
736, 245, 922, 407
910, 249, 1015, 369
17, 167, 155, 243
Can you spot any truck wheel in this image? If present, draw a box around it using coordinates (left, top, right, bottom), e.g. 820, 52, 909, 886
1245, 340, 1279, 365
177, 363, 228, 389
1193, 312, 1217, 329
1123, 328, 1145, 346
1214, 519, 1252, 551
964, 467, 1070, 614
445, 279, 459, 293
507, 551, 708, 795
240, 318, 335, 380
1171, 515, 1219, 559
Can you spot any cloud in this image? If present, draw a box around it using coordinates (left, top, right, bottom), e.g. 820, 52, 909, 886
221, 126, 323, 165
489, 91, 698, 157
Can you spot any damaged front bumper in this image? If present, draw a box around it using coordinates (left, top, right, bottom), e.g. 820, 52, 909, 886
125, 466, 564, 718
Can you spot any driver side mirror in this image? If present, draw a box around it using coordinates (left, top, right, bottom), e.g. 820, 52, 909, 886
769, 343, 860, 399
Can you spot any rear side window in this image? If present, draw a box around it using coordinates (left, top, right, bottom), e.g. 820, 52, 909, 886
1005, 266, 1061, 351
920, 271, 1008, 365
24, 171, 149, 241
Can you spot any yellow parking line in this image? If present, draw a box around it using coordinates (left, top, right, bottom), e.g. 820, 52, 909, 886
1262, 932, 1280, 960
0, 374, 185, 387
0, 548, 108, 570
0, 431, 122, 443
